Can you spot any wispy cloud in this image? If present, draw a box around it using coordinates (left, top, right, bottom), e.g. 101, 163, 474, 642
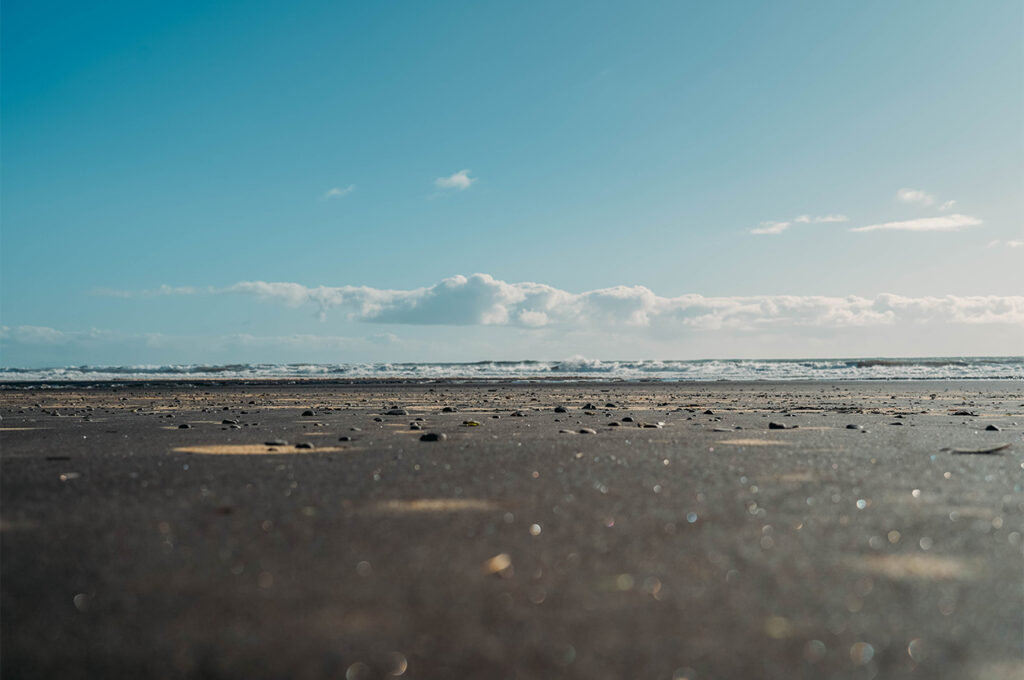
850, 214, 982, 233
323, 184, 355, 199
988, 238, 1024, 249
939, 200, 956, 211
750, 220, 791, 235
896, 188, 937, 207
434, 169, 476, 191
750, 214, 848, 235
98, 274, 1024, 330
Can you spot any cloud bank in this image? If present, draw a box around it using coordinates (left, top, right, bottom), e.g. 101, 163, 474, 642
750, 214, 849, 235
101, 274, 1024, 330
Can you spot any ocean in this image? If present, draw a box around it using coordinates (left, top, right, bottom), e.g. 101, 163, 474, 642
1, 357, 1021, 383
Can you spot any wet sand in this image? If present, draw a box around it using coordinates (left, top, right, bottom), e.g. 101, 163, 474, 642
1, 380, 1022, 679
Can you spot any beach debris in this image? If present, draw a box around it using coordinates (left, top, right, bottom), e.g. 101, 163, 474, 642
462, 420, 481, 427
59, 472, 80, 482
419, 432, 447, 442
294, 442, 314, 449
338, 436, 352, 442
579, 428, 597, 434
941, 443, 1010, 455
559, 429, 576, 434
483, 552, 513, 576
984, 424, 1001, 431
385, 409, 409, 416
554, 406, 569, 413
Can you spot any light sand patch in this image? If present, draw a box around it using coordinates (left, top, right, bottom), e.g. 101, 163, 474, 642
173, 444, 344, 455
849, 554, 979, 581
775, 472, 816, 483
717, 439, 789, 447
0, 518, 38, 532
0, 427, 43, 431
373, 498, 501, 513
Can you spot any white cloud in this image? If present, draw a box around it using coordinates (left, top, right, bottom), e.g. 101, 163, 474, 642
850, 214, 982, 233
324, 184, 355, 199
896, 188, 937, 207
434, 169, 476, 191
793, 214, 849, 224
1008, 239, 1024, 249
107, 273, 1024, 330
939, 200, 956, 211
750, 221, 791, 235
752, 214, 847, 235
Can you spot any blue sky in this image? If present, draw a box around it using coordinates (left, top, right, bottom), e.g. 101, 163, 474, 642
2, 0, 1022, 365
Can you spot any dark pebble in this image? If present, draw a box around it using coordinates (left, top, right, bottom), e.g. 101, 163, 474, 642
579, 428, 597, 434
264, 440, 288, 446
386, 409, 409, 416
441, 406, 457, 413
295, 442, 314, 449
583, 403, 597, 410
985, 424, 1001, 431
419, 432, 447, 442
846, 424, 862, 430
554, 406, 569, 413
621, 416, 635, 423
338, 436, 352, 442
301, 410, 316, 417
768, 422, 787, 430
410, 423, 422, 430
221, 419, 238, 425
704, 410, 714, 415
608, 422, 621, 427
178, 424, 192, 429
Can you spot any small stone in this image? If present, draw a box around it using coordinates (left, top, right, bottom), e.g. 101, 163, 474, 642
511, 411, 527, 417
222, 419, 238, 425
441, 406, 457, 413
890, 422, 904, 426
419, 432, 447, 442
373, 417, 383, 422
621, 416, 635, 423
768, 422, 787, 430
583, 403, 597, 410
578, 428, 597, 434
846, 424, 862, 430
295, 442, 314, 449
385, 409, 409, 416
554, 406, 569, 413
985, 424, 1001, 431
641, 422, 664, 429
704, 409, 714, 415
301, 410, 316, 417
410, 423, 422, 430
608, 422, 621, 427
605, 403, 617, 408
338, 436, 352, 442
462, 420, 481, 427
559, 429, 576, 434
178, 424, 192, 429
264, 440, 288, 446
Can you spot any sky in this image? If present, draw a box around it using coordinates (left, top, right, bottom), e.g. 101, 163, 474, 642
2, 0, 1022, 366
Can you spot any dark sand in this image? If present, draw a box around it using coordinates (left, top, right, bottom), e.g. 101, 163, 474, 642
1, 380, 1022, 679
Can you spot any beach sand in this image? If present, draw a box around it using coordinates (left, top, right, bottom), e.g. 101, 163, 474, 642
2, 380, 1022, 679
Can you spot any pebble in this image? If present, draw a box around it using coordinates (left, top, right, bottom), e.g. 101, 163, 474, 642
385, 409, 409, 416
338, 436, 352, 442
846, 424, 862, 430
295, 442, 314, 449
985, 424, 1001, 431
621, 416, 635, 423
221, 419, 238, 425
704, 410, 715, 415
419, 432, 447, 442
410, 423, 422, 430
441, 406, 457, 413
264, 440, 288, 446
768, 422, 788, 430
608, 422, 621, 427
511, 411, 527, 417
554, 406, 569, 413
583, 403, 597, 410
578, 428, 597, 434
178, 424, 192, 429
301, 410, 316, 417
